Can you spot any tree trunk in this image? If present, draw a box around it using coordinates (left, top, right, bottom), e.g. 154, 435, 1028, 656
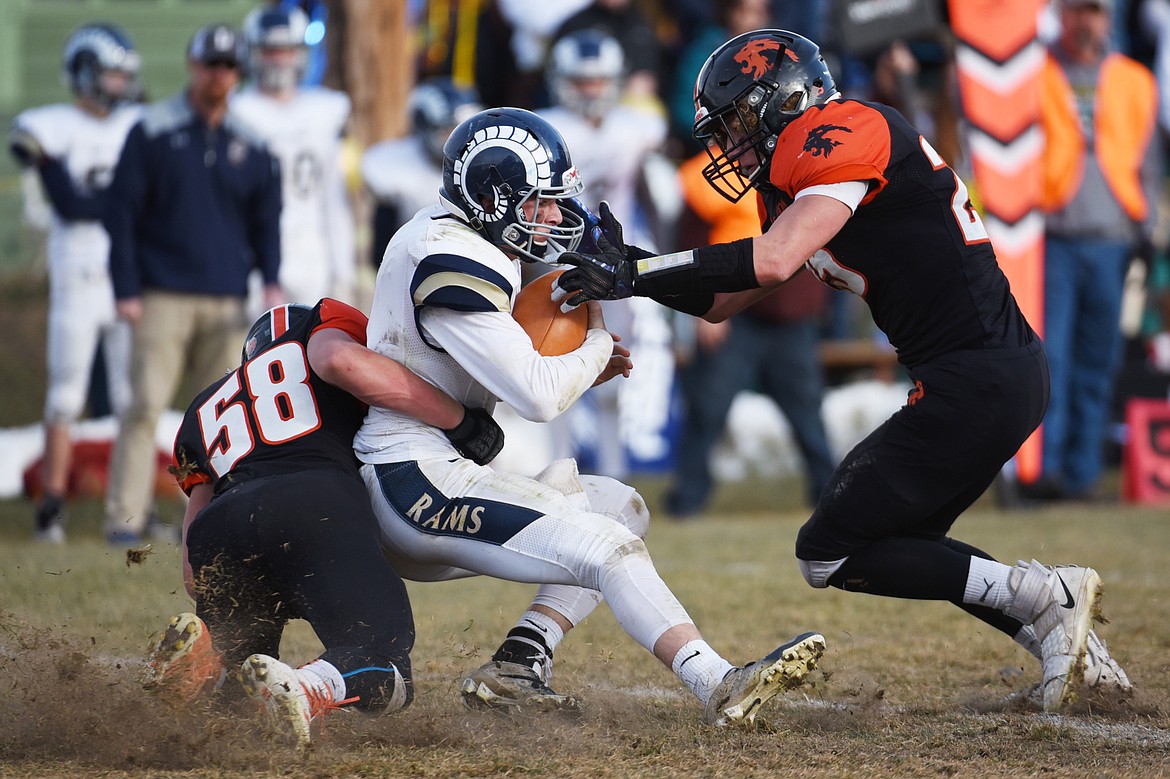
324, 0, 411, 147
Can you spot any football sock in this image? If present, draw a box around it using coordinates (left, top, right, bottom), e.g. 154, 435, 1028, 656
297, 658, 346, 703
962, 556, 1014, 610
492, 610, 563, 669
671, 639, 734, 703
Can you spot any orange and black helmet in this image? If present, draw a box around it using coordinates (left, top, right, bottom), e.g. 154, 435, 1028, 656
693, 29, 835, 202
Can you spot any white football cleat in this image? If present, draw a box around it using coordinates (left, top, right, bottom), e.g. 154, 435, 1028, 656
1005, 561, 1102, 712
1083, 630, 1132, 696
240, 654, 352, 746
703, 631, 826, 726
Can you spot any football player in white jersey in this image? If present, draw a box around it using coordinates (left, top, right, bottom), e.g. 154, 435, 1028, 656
233, 5, 355, 308
360, 78, 482, 270
353, 107, 825, 725
9, 22, 143, 542
537, 29, 672, 478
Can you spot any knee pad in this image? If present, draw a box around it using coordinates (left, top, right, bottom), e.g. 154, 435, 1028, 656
579, 474, 648, 539
798, 557, 848, 589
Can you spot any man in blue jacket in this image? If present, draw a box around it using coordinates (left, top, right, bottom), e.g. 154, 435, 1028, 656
102, 22, 283, 544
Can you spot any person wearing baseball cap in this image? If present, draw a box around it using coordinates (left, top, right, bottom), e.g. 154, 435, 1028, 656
100, 21, 283, 545
187, 23, 245, 68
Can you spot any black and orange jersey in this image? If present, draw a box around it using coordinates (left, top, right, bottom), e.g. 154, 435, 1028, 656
173, 298, 369, 497
762, 99, 1035, 367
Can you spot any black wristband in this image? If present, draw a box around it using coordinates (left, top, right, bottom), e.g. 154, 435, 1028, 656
647, 291, 715, 316
443, 407, 474, 438
633, 237, 757, 298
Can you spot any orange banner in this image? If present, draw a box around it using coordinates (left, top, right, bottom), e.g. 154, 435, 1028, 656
950, 0, 1047, 483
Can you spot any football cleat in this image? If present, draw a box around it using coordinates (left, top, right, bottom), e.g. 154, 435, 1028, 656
704, 631, 826, 726
1004, 629, 1132, 710
145, 613, 224, 702
1005, 561, 1102, 712
239, 654, 355, 746
1083, 630, 1133, 696
460, 660, 580, 713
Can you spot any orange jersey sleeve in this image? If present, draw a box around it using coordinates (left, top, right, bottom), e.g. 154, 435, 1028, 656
313, 297, 368, 343
770, 100, 892, 205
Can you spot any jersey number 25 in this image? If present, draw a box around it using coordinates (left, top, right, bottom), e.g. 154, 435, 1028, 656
920, 136, 989, 245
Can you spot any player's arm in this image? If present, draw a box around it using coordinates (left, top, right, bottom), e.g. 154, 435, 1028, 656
307, 327, 464, 429
555, 191, 854, 322
36, 158, 108, 221
702, 194, 853, 322
181, 482, 213, 598
420, 305, 613, 423
307, 325, 504, 463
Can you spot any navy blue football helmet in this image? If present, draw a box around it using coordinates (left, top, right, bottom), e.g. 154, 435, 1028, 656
439, 107, 586, 263
693, 29, 836, 202
242, 303, 313, 363
62, 23, 142, 109
410, 78, 483, 165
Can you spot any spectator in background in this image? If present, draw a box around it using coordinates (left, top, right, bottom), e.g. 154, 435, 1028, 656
668, 0, 772, 157
537, 29, 670, 478
360, 78, 482, 269
234, 5, 356, 309
1033, 0, 1159, 502
8, 23, 144, 543
553, 0, 663, 103
664, 151, 836, 519
102, 23, 283, 545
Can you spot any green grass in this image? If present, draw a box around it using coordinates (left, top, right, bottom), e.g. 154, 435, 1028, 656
1, 495, 1168, 778
1, 272, 1167, 777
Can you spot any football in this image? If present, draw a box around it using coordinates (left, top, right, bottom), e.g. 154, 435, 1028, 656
513, 269, 588, 356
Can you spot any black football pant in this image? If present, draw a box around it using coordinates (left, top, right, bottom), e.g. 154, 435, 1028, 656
186, 468, 415, 709
795, 340, 1049, 637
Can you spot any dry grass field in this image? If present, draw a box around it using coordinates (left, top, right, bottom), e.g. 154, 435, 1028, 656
1, 495, 1168, 779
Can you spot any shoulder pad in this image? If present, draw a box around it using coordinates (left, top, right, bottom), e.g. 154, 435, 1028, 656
411, 252, 514, 313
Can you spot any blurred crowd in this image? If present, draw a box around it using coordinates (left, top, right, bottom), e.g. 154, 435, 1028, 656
11, 0, 1170, 544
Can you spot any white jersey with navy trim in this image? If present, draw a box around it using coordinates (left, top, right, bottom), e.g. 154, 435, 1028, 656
537, 103, 665, 248
353, 204, 613, 464
12, 102, 141, 277
231, 86, 355, 304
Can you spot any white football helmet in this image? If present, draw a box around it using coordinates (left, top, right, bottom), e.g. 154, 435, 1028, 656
547, 29, 625, 122
243, 5, 309, 93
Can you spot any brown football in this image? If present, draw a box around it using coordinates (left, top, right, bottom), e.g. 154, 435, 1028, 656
513, 269, 588, 356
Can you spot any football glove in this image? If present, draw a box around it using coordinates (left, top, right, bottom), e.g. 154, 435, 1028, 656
555, 201, 651, 309
443, 405, 505, 465
8, 128, 46, 168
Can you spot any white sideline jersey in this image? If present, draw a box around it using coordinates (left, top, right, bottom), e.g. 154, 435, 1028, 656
536, 104, 673, 476
537, 103, 666, 247
12, 102, 141, 277
360, 135, 442, 223
353, 204, 613, 464
231, 86, 355, 304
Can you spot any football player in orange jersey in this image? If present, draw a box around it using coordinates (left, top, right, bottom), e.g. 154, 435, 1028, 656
554, 29, 1132, 712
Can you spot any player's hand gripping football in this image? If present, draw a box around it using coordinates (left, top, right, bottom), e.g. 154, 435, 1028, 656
443, 405, 505, 465
553, 201, 649, 311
